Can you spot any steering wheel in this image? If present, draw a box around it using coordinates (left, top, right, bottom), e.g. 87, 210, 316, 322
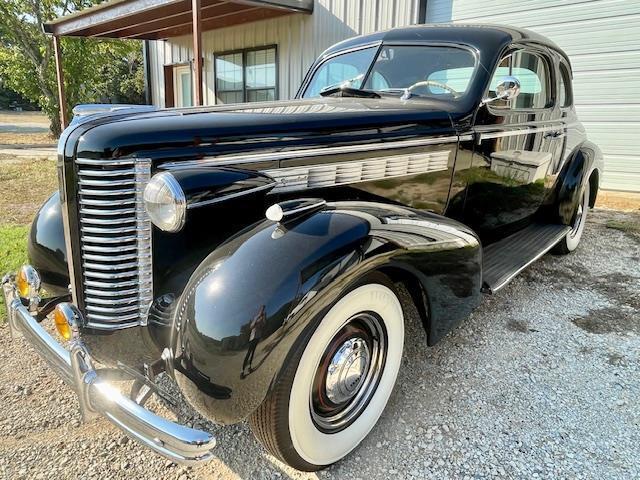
404, 80, 461, 98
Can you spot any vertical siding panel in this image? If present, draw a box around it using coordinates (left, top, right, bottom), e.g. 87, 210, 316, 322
360, 0, 374, 34
204, 30, 213, 105
149, 42, 158, 106
378, 0, 388, 29
290, 17, 301, 100
171, 42, 179, 63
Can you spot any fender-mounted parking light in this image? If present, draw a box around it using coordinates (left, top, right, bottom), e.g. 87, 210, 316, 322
16, 265, 41, 306
53, 303, 83, 341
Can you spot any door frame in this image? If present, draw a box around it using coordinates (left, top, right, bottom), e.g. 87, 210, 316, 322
174, 63, 193, 108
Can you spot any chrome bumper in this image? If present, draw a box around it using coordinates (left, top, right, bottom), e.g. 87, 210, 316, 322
2, 276, 215, 465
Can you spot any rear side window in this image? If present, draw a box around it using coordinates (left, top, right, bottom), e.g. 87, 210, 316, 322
489, 50, 552, 110
558, 62, 573, 107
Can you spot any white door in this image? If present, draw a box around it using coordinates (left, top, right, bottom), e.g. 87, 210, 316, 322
174, 65, 193, 108
426, 0, 640, 192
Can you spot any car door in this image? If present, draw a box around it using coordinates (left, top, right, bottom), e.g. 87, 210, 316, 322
463, 46, 565, 242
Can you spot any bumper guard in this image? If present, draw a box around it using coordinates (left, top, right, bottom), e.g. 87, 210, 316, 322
2, 275, 215, 465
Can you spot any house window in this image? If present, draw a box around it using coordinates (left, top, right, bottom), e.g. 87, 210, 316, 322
215, 46, 277, 104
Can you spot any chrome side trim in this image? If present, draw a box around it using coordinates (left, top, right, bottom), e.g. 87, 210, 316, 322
162, 135, 461, 170
75, 158, 137, 166
475, 123, 578, 141
186, 182, 275, 210
2, 277, 216, 465
263, 149, 451, 193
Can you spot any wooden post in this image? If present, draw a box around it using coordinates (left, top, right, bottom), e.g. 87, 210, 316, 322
52, 36, 68, 129
191, 0, 203, 106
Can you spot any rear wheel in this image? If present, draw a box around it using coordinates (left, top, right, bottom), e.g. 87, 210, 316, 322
249, 274, 404, 471
553, 182, 590, 254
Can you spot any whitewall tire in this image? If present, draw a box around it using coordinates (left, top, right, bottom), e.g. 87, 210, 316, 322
554, 182, 590, 254
250, 274, 404, 471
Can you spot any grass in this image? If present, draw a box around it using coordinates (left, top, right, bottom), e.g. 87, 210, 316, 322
0, 155, 57, 319
0, 225, 29, 315
0, 157, 57, 224
0, 110, 49, 126
0, 132, 55, 145
605, 219, 640, 234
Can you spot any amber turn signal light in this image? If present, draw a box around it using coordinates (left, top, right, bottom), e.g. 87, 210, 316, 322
53, 303, 81, 341
16, 265, 41, 300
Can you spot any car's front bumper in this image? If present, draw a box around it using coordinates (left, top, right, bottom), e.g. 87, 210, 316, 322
2, 275, 216, 465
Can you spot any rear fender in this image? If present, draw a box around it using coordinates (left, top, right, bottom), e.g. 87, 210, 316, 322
549, 140, 603, 224
171, 201, 481, 424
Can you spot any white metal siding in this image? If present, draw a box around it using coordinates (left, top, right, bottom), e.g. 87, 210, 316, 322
426, 0, 640, 191
149, 0, 420, 108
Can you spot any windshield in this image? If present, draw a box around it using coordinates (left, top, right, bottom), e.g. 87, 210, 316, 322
302, 45, 477, 100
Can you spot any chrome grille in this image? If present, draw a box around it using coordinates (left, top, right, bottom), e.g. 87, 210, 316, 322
76, 157, 153, 329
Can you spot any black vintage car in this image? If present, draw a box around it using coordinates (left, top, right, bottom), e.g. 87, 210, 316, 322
4, 25, 602, 471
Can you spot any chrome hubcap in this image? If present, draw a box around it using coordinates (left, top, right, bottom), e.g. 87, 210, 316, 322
325, 337, 370, 404
311, 313, 386, 433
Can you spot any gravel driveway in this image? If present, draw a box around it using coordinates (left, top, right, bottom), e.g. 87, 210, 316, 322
1, 208, 638, 480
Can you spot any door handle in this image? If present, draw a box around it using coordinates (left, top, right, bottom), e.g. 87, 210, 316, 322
544, 130, 563, 138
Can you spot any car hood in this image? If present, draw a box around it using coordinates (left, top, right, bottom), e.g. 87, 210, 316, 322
65, 97, 466, 162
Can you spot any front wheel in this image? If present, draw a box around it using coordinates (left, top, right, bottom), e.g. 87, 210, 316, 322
553, 182, 590, 255
250, 275, 404, 471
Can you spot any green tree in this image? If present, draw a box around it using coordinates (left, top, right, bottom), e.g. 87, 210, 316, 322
0, 0, 145, 136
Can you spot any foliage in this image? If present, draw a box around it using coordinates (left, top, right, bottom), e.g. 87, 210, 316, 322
0, 0, 145, 136
0, 81, 38, 110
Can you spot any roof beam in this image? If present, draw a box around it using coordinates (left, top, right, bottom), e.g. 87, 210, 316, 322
43, 0, 313, 38
129, 6, 287, 39
91, 2, 243, 39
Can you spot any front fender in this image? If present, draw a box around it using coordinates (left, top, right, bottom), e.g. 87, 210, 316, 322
27, 192, 69, 296
172, 201, 481, 424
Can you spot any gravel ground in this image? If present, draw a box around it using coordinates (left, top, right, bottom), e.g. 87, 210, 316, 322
1, 208, 638, 480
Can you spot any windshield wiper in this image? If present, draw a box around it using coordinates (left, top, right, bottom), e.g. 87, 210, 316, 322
319, 85, 381, 98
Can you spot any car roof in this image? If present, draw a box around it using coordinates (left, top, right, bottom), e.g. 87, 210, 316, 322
320, 24, 569, 65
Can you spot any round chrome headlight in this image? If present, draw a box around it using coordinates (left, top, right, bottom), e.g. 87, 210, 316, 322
143, 172, 186, 232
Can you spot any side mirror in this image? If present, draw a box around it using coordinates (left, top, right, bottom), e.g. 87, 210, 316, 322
482, 76, 521, 105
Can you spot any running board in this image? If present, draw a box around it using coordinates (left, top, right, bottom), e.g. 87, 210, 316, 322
482, 224, 570, 294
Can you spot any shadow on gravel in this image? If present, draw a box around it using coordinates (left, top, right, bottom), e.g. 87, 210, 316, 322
572, 306, 640, 335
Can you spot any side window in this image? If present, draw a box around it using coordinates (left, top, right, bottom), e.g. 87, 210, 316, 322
489, 50, 552, 110
558, 62, 573, 108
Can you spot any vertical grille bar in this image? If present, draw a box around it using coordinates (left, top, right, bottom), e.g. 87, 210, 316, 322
135, 159, 153, 325
76, 157, 153, 330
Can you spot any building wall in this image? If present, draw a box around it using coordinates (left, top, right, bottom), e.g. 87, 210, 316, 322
426, 0, 640, 191
148, 0, 421, 108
